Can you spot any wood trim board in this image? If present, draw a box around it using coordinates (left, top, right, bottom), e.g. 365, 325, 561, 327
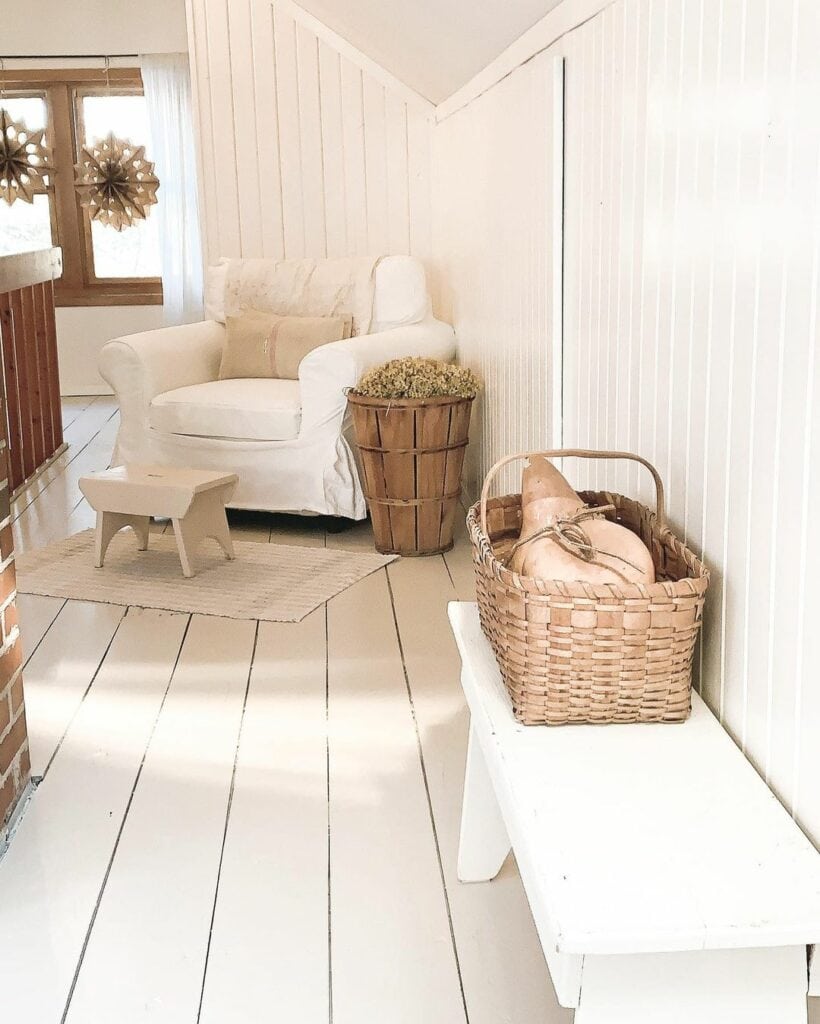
435, 0, 618, 122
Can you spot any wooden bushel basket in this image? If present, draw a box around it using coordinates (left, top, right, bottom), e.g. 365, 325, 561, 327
468, 449, 710, 725
348, 393, 473, 555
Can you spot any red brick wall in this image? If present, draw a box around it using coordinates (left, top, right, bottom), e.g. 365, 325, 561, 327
0, 411, 29, 831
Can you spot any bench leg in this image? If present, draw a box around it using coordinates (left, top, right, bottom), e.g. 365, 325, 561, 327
457, 722, 511, 882
95, 511, 150, 568
575, 946, 808, 1024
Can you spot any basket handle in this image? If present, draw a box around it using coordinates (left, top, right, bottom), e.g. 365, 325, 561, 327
479, 449, 666, 535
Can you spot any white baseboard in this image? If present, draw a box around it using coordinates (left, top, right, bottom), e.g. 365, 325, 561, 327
60, 387, 114, 397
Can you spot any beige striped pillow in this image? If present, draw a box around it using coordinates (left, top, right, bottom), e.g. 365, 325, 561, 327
219, 310, 353, 380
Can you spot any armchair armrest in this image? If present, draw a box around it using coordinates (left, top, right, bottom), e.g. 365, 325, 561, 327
298, 318, 457, 436
100, 320, 225, 404
99, 320, 225, 461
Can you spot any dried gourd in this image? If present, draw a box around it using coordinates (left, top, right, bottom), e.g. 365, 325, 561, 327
508, 456, 655, 585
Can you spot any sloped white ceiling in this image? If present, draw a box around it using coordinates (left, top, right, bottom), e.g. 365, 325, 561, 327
291, 0, 564, 103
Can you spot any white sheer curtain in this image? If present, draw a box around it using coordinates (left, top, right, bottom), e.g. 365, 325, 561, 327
141, 53, 204, 325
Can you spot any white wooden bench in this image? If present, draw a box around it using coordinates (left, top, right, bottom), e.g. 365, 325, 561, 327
449, 602, 820, 1023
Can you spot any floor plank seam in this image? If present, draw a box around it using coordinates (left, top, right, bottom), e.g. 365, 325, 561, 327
59, 396, 97, 431
40, 604, 128, 781
441, 551, 457, 590
20, 598, 68, 671
59, 613, 194, 1024
384, 567, 471, 1024
324, 601, 333, 1024
196, 620, 261, 1024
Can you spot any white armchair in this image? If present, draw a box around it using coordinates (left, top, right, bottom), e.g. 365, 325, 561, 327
99, 256, 455, 519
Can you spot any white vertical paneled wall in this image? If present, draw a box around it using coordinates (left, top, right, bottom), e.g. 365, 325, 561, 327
432, 0, 820, 851
184, 0, 433, 266
432, 53, 563, 496
560, 0, 820, 844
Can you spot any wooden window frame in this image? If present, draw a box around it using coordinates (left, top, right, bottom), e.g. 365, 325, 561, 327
3, 69, 162, 307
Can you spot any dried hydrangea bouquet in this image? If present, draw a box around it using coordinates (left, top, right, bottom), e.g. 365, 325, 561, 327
355, 356, 480, 400
348, 358, 480, 556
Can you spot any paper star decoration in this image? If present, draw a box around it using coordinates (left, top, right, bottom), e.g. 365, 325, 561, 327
74, 132, 160, 231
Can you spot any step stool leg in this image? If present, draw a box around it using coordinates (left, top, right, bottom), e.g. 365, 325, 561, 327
458, 721, 511, 882
95, 512, 150, 567
171, 489, 235, 577
132, 516, 150, 551
171, 517, 196, 578
204, 488, 235, 560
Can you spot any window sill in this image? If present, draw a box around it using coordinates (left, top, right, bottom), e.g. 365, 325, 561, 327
55, 285, 163, 307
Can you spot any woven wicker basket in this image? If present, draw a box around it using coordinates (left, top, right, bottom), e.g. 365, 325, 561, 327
468, 449, 709, 726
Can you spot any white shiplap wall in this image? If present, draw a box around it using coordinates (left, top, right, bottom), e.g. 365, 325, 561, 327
185, 0, 433, 266
560, 0, 820, 844
432, 0, 820, 855
432, 54, 564, 496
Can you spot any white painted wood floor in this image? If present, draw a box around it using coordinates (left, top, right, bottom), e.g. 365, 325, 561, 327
0, 398, 571, 1024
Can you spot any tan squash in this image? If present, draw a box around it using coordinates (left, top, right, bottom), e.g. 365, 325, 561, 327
509, 456, 655, 585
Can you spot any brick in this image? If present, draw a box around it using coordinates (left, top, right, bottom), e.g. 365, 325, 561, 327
0, 563, 15, 606
0, 712, 26, 776
10, 672, 24, 716
0, 773, 15, 827
2, 599, 18, 640
0, 740, 29, 828
0, 688, 9, 736
0, 637, 21, 684
0, 525, 11, 561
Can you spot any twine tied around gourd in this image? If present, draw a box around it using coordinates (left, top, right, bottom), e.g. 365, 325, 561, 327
502, 504, 645, 583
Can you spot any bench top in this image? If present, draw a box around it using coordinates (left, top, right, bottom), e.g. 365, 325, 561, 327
449, 601, 820, 957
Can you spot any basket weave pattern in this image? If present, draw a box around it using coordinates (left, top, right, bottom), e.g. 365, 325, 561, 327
468, 477, 709, 726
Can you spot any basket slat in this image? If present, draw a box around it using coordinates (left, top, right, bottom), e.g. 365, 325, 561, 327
357, 404, 393, 549
380, 406, 417, 551
417, 403, 450, 551
441, 401, 470, 548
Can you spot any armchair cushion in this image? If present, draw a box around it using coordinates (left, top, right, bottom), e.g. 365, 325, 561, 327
219, 311, 352, 380
149, 378, 302, 442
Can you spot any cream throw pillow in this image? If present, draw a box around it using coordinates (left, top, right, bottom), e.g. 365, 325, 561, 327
219, 311, 353, 380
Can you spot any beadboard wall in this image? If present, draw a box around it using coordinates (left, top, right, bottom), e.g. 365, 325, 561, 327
560, 0, 820, 847
432, 53, 564, 496
185, 0, 434, 268
434, 0, 820, 855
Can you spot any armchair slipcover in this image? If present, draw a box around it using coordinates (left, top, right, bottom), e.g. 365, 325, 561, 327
99, 255, 456, 518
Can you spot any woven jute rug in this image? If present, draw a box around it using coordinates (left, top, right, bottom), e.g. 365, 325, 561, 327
16, 529, 396, 623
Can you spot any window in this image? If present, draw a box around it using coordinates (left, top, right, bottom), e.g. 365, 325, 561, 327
0, 69, 162, 305
0, 94, 55, 256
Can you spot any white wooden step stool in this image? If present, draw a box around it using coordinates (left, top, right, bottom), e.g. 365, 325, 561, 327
80, 465, 238, 578
448, 602, 820, 1024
